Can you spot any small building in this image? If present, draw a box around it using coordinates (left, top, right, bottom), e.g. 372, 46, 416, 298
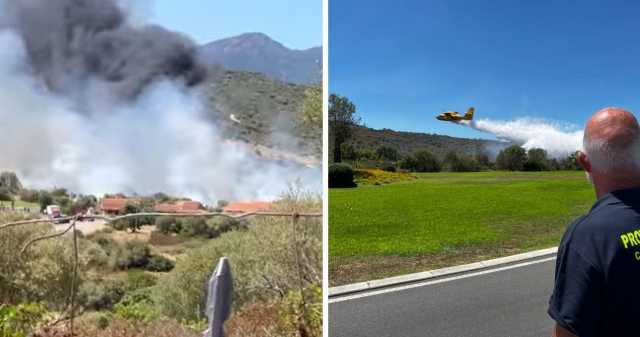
154, 200, 204, 214
98, 198, 133, 215
223, 201, 272, 214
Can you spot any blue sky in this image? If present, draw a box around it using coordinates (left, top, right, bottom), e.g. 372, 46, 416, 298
149, 0, 322, 49
330, 0, 640, 139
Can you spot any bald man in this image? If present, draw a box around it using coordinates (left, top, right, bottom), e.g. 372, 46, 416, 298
548, 107, 640, 337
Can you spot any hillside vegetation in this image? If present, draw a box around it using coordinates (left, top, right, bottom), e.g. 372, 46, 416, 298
334, 125, 508, 161
204, 70, 321, 160
0, 191, 322, 337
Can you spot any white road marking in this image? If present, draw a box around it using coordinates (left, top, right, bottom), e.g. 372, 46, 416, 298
329, 256, 556, 304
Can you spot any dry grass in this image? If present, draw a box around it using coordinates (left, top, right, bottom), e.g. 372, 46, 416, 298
109, 226, 154, 243
226, 302, 282, 337
33, 319, 200, 337
148, 231, 184, 246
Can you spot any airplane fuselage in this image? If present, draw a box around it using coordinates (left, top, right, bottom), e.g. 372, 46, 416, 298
436, 107, 475, 122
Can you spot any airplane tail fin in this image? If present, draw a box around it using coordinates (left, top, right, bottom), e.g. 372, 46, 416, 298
464, 107, 475, 120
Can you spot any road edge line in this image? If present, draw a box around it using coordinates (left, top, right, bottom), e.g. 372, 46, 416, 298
329, 246, 558, 298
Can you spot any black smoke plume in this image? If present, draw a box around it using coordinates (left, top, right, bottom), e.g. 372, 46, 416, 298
1, 0, 206, 99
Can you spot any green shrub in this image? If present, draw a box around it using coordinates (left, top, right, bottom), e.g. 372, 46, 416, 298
180, 217, 215, 238
443, 151, 481, 172
119, 287, 155, 307
78, 280, 125, 311
82, 241, 110, 267
383, 165, 396, 172
496, 145, 527, 171
114, 240, 151, 269
93, 234, 114, 247
400, 150, 441, 172
329, 163, 356, 188
207, 217, 248, 238
155, 206, 322, 321
0, 187, 13, 203
0, 303, 47, 337
376, 146, 400, 161
113, 287, 159, 323
278, 285, 322, 337
0, 218, 77, 308
37, 192, 53, 212
125, 271, 158, 291
144, 256, 175, 272
523, 148, 551, 171
96, 314, 110, 330
155, 216, 178, 234
111, 204, 154, 232
114, 300, 159, 323
523, 160, 548, 171
110, 220, 129, 231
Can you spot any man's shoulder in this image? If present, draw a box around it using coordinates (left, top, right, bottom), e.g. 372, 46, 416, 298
571, 197, 638, 235
562, 199, 640, 258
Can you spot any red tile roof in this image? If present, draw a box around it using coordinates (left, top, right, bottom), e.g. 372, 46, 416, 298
154, 201, 203, 213
154, 203, 179, 213
223, 201, 272, 214
99, 198, 129, 211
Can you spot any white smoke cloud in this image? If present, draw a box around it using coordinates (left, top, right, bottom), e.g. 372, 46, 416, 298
461, 118, 583, 158
0, 29, 320, 203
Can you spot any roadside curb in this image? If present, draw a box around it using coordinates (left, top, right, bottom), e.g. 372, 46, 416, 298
329, 246, 558, 298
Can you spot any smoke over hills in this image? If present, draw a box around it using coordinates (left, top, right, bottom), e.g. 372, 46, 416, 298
1, 0, 206, 100
0, 0, 320, 203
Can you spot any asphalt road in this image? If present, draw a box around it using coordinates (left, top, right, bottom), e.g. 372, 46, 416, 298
329, 258, 557, 337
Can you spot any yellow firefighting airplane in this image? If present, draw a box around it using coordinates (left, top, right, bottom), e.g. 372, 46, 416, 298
436, 107, 475, 122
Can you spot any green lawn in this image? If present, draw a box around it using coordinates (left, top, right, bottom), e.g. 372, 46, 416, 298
0, 198, 39, 210
329, 171, 594, 285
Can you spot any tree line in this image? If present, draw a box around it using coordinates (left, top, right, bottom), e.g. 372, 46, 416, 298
329, 93, 582, 174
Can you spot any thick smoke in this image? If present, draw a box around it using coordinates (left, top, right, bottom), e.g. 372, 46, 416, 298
461, 118, 583, 158
0, 2, 320, 203
1, 0, 205, 100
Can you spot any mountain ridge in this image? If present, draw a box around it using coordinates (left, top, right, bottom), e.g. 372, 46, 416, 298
199, 32, 321, 85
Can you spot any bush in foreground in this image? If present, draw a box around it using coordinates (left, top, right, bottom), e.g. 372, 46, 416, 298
144, 256, 175, 272
0, 214, 77, 308
154, 193, 322, 322
329, 163, 356, 188
155, 216, 179, 234
78, 280, 125, 311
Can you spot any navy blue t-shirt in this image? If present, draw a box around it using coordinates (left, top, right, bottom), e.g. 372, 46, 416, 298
549, 187, 640, 337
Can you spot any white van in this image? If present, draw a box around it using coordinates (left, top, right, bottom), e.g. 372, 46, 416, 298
45, 205, 61, 218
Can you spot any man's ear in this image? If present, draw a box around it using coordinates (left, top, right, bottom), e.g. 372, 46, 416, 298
577, 151, 591, 172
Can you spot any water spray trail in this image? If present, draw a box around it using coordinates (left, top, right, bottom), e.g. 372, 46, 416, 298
459, 118, 583, 158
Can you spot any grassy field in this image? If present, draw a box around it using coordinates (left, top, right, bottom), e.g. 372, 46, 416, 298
0, 198, 39, 210
329, 171, 594, 285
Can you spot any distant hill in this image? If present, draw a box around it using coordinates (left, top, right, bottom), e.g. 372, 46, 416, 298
201, 69, 321, 162
199, 33, 321, 85
335, 125, 510, 160
0, 171, 22, 193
